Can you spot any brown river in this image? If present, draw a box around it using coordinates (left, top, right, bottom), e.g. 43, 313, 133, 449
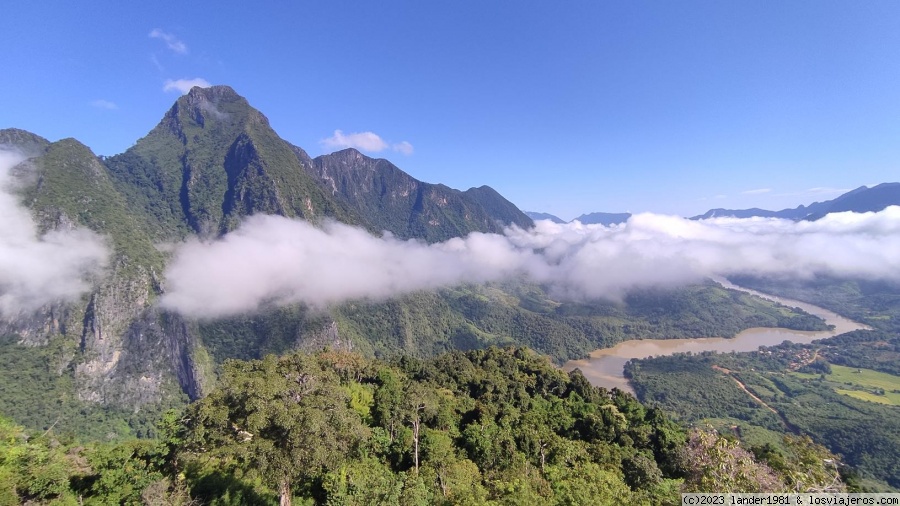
562, 279, 868, 395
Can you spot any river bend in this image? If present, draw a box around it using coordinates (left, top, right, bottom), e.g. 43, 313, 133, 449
562, 280, 868, 395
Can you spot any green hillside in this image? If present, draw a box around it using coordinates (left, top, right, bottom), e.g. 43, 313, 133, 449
0, 347, 848, 505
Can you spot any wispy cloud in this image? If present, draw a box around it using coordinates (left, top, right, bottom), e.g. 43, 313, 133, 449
163, 78, 211, 94
774, 187, 852, 198
393, 141, 414, 155
149, 28, 187, 54
150, 54, 164, 72
159, 207, 900, 318
741, 188, 771, 195
90, 99, 118, 110
321, 130, 388, 152
320, 130, 414, 155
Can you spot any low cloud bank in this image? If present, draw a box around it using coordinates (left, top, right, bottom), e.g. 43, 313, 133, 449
0, 150, 109, 317
508, 210, 900, 299
159, 206, 900, 318
159, 216, 540, 318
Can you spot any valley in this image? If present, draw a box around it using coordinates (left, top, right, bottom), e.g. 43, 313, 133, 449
0, 86, 898, 502
564, 280, 867, 393
4, 4, 900, 503
625, 277, 900, 490
0, 87, 838, 439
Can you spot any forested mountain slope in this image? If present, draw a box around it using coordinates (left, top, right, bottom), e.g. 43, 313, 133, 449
0, 347, 848, 504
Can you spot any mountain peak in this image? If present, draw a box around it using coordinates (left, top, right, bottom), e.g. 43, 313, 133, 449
160, 85, 269, 135
185, 84, 238, 100
327, 147, 367, 160
525, 211, 565, 224
179, 84, 245, 113
0, 128, 51, 156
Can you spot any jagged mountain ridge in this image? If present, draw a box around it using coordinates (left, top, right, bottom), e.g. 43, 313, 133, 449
307, 147, 532, 242
103, 86, 531, 242
104, 86, 366, 239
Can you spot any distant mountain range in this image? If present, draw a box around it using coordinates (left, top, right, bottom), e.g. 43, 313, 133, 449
573, 211, 632, 225
528, 183, 900, 226
525, 211, 631, 225
690, 183, 900, 221
524, 211, 566, 223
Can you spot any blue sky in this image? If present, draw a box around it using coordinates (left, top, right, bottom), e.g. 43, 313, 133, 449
2, 1, 899, 220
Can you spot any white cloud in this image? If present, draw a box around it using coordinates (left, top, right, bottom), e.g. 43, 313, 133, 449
0, 150, 110, 318
163, 78, 211, 94
321, 130, 389, 153
393, 141, 414, 155
159, 216, 536, 318
510, 211, 900, 299
741, 188, 771, 195
149, 29, 188, 54
320, 131, 415, 155
159, 208, 900, 318
805, 186, 851, 195
90, 99, 118, 110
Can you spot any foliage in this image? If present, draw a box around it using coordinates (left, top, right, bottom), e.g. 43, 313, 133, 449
0, 334, 183, 441
627, 342, 900, 489
26, 138, 165, 272
184, 353, 367, 505
176, 347, 692, 504
176, 347, 855, 503
680, 428, 784, 493
0, 347, 854, 503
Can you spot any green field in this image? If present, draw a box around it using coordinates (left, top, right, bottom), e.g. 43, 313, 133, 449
800, 365, 900, 406
790, 371, 819, 380
829, 365, 900, 391
835, 389, 900, 406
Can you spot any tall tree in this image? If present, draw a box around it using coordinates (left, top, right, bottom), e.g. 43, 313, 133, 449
184, 353, 366, 506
